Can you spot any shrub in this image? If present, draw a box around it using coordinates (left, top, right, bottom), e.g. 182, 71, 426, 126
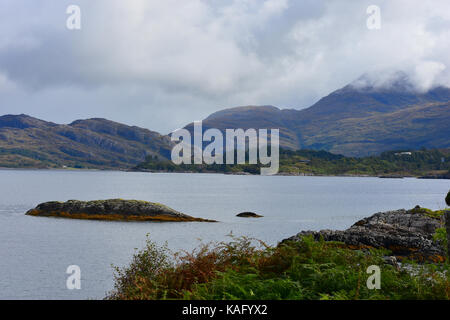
433, 228, 448, 256
107, 235, 450, 300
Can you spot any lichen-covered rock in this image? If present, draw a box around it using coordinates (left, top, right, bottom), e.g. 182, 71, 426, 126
26, 199, 215, 222
282, 208, 446, 262
236, 212, 263, 218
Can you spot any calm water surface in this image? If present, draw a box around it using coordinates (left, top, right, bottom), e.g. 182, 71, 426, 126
0, 170, 448, 299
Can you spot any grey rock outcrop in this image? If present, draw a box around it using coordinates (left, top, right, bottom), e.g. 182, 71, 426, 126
283, 208, 447, 262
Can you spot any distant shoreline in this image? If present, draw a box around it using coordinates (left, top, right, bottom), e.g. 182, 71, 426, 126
1, 166, 448, 179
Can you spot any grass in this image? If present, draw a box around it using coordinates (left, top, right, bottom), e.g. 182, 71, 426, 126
106, 235, 450, 300
434, 228, 448, 253
408, 206, 448, 220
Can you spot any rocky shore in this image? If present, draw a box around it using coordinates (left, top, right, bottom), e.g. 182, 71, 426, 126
26, 199, 216, 222
282, 206, 449, 263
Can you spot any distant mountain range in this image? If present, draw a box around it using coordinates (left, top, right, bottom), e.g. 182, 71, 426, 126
1, 73, 449, 168
185, 74, 450, 157
0, 115, 172, 168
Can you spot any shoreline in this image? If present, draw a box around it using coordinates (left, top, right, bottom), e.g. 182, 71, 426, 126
1, 166, 448, 179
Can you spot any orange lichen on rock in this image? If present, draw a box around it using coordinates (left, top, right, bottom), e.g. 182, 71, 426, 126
27, 210, 213, 222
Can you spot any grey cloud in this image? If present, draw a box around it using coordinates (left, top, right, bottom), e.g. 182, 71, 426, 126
0, 0, 449, 133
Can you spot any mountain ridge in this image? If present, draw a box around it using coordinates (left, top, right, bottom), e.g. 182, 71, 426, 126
183, 77, 450, 156
0, 115, 173, 169
1, 74, 449, 168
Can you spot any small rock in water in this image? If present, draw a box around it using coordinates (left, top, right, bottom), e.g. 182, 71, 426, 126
236, 212, 263, 218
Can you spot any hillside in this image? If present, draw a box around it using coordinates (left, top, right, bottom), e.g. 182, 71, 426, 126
184, 75, 450, 156
135, 147, 450, 177
0, 115, 173, 169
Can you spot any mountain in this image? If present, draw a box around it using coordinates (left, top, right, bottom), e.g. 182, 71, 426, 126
0, 115, 173, 169
185, 106, 302, 150
2, 73, 449, 168
184, 75, 450, 156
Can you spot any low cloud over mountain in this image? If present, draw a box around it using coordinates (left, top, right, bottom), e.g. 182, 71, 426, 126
185, 74, 450, 156
0, 1, 449, 133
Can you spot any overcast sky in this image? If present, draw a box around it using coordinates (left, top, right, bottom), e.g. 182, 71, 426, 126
0, 0, 449, 133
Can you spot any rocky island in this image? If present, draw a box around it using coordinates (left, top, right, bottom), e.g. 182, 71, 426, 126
283, 206, 449, 263
26, 199, 216, 222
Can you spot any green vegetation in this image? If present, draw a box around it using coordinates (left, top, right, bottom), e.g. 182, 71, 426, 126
135, 148, 450, 177
107, 235, 449, 300
433, 228, 448, 255
446, 191, 450, 206
279, 148, 450, 176
409, 206, 448, 220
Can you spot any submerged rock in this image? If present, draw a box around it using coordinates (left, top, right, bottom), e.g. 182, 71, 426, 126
26, 199, 216, 222
236, 212, 263, 218
282, 208, 448, 262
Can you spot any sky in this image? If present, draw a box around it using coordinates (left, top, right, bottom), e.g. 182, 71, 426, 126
0, 0, 449, 134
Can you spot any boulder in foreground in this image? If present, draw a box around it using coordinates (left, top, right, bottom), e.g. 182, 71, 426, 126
283, 207, 448, 263
26, 199, 216, 222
